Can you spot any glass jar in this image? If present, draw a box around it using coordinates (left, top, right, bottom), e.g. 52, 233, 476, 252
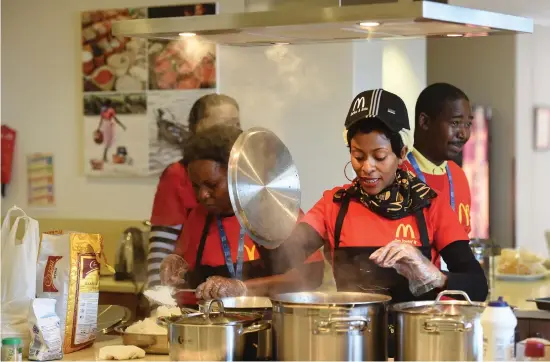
1, 338, 22, 361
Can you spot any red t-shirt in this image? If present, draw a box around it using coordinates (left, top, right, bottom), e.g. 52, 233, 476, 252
175, 205, 324, 270
403, 158, 472, 235
150, 162, 198, 226
301, 185, 469, 263
100, 107, 116, 120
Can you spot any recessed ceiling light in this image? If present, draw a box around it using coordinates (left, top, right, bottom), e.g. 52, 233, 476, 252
446, 33, 463, 37
272, 42, 290, 45
179, 32, 196, 37
359, 22, 380, 27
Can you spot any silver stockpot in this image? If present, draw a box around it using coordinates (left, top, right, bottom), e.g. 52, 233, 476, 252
270, 291, 392, 361
199, 296, 273, 360
159, 300, 270, 361
392, 290, 486, 361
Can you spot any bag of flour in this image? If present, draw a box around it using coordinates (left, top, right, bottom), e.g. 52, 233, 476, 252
36, 231, 112, 354
1, 206, 40, 356
28, 298, 63, 361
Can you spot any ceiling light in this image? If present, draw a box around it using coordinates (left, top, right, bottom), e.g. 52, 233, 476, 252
359, 22, 380, 27
179, 32, 196, 37
272, 42, 290, 45
446, 33, 463, 37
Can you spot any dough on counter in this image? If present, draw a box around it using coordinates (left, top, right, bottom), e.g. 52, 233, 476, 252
98, 345, 145, 360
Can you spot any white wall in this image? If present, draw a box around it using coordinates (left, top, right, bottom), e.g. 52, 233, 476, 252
515, 26, 550, 258
1, 0, 426, 220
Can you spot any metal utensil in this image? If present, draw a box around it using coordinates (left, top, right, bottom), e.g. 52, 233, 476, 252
527, 297, 550, 311
96, 305, 132, 335
227, 127, 301, 249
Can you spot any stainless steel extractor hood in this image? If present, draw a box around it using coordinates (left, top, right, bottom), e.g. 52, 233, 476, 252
111, 0, 533, 46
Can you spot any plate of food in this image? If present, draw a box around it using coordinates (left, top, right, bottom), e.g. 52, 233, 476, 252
495, 248, 550, 281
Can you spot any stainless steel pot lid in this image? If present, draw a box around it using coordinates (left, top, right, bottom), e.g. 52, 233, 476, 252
271, 292, 392, 306
391, 290, 485, 316
177, 311, 262, 326
228, 127, 301, 249
170, 300, 262, 326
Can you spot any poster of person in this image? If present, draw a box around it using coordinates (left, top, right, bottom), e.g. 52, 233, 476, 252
83, 93, 149, 176
81, 8, 148, 92
147, 90, 214, 174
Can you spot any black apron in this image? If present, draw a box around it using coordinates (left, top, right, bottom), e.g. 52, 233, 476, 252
185, 215, 274, 289
331, 192, 433, 359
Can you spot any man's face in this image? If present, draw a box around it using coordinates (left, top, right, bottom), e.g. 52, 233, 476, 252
422, 98, 473, 160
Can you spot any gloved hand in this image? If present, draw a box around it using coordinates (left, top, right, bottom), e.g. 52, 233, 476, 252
196, 276, 247, 300
369, 241, 447, 296
159, 254, 189, 286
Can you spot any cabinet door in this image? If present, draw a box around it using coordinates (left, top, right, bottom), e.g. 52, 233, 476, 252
529, 319, 550, 340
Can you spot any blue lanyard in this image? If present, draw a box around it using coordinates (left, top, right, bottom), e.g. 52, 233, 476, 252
215, 217, 245, 280
407, 153, 455, 211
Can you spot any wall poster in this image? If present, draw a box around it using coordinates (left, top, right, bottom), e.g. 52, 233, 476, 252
27, 153, 55, 207
461, 106, 490, 239
81, 3, 217, 177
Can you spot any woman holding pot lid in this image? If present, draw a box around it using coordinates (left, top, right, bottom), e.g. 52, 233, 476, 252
194, 89, 488, 304
147, 93, 241, 288
160, 124, 325, 300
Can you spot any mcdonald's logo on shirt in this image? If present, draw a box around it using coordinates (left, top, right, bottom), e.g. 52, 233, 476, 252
458, 203, 470, 227
394, 224, 419, 246
244, 244, 256, 261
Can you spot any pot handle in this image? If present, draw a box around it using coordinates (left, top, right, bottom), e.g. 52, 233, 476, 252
435, 290, 473, 304
240, 320, 271, 335
314, 317, 370, 334
424, 317, 472, 333
203, 299, 225, 316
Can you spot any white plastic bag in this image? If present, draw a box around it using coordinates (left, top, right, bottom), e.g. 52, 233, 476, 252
28, 298, 63, 361
1, 205, 40, 355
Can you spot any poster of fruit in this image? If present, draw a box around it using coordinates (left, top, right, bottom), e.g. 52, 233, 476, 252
81, 3, 217, 177
148, 39, 216, 90
81, 8, 148, 92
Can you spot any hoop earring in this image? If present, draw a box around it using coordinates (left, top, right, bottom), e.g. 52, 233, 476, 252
344, 161, 355, 182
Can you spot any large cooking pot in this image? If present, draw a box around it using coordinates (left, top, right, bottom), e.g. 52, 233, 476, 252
159, 300, 270, 361
271, 291, 391, 361
199, 297, 273, 360
392, 290, 485, 361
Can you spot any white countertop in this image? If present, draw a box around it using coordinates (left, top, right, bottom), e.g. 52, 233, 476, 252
491, 277, 550, 319
62, 335, 168, 361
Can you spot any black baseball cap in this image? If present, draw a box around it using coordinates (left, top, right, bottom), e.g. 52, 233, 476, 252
345, 89, 410, 133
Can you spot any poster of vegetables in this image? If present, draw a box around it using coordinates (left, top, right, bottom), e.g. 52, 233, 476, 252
81, 3, 217, 177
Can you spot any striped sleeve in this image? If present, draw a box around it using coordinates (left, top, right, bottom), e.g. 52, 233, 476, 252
146, 224, 183, 288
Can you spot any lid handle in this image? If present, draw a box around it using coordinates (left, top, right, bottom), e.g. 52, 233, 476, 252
435, 290, 473, 305
204, 299, 225, 317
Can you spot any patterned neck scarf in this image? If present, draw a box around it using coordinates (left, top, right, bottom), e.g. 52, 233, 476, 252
334, 169, 438, 220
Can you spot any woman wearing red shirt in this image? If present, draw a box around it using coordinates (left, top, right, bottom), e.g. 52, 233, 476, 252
147, 94, 240, 288
189, 89, 488, 304
160, 125, 325, 299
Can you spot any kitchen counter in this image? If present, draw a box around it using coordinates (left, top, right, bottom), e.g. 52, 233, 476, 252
62, 335, 168, 361
99, 275, 144, 294
491, 277, 550, 320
